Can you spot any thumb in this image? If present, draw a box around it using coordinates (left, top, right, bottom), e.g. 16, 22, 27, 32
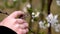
8, 11, 24, 18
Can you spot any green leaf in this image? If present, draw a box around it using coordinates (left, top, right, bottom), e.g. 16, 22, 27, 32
34, 17, 38, 21
27, 8, 33, 14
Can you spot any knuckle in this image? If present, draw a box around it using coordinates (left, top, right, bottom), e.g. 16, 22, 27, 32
14, 11, 19, 14
24, 23, 28, 27
22, 29, 27, 33
19, 24, 28, 29
19, 19, 24, 23
15, 19, 24, 24
19, 19, 26, 23
26, 29, 29, 32
14, 19, 18, 23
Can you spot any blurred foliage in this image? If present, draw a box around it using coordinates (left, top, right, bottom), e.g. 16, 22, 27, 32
0, 0, 60, 34
22, 0, 27, 3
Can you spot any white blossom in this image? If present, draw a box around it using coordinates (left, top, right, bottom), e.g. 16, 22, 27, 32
39, 21, 50, 29
46, 13, 53, 23
32, 12, 35, 18
46, 13, 60, 32
39, 21, 46, 29
46, 13, 58, 24
55, 28, 59, 32
35, 12, 40, 17
56, 0, 60, 6
31, 19, 34, 22
32, 12, 40, 18
55, 24, 60, 32
23, 7, 27, 12
38, 13, 60, 32
45, 23, 50, 28
26, 3, 31, 8
32, 12, 35, 16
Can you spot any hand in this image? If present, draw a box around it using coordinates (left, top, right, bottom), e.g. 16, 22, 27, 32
0, 11, 28, 34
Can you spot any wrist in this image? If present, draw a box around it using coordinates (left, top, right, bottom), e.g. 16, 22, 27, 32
0, 22, 12, 31
0, 26, 17, 34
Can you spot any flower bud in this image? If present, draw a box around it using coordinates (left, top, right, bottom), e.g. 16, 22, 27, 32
26, 3, 31, 8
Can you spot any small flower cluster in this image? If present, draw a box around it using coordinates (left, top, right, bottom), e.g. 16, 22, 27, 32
39, 21, 50, 29
23, 3, 31, 12
39, 13, 60, 32
31, 11, 40, 22
23, 3, 40, 22
46, 13, 58, 26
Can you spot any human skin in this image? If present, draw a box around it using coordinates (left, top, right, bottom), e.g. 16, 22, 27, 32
0, 11, 29, 34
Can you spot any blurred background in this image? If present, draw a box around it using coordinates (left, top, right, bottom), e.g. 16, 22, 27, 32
0, 0, 60, 34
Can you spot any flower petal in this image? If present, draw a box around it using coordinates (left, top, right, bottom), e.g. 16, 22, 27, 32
54, 15, 58, 20
48, 13, 53, 19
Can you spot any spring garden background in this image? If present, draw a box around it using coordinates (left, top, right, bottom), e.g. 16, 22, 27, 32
0, 0, 60, 34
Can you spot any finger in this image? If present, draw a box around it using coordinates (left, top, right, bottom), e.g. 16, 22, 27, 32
19, 24, 28, 29
15, 19, 26, 24
19, 29, 28, 34
15, 23, 28, 29
23, 23, 29, 28
25, 28, 29, 33
9, 11, 24, 18
19, 22, 28, 29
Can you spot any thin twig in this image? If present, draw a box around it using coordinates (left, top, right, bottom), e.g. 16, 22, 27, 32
47, 0, 52, 34
0, 10, 9, 15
